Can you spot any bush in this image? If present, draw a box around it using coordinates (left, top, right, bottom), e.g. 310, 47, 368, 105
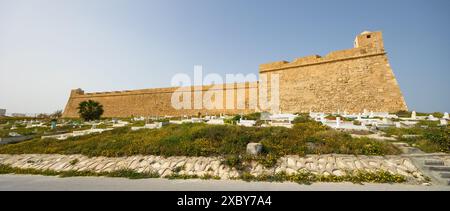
230, 112, 261, 124
306, 131, 400, 155
242, 112, 261, 120
395, 110, 411, 118
423, 127, 449, 153
222, 155, 245, 170
255, 154, 279, 168
383, 124, 449, 153
78, 100, 104, 121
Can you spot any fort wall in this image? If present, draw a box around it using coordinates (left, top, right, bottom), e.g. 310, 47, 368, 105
259, 31, 407, 113
62, 31, 408, 118
62, 82, 259, 118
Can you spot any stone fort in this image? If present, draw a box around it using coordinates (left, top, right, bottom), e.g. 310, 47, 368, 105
62, 31, 408, 118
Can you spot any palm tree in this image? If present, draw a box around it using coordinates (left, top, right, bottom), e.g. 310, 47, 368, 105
77, 100, 104, 121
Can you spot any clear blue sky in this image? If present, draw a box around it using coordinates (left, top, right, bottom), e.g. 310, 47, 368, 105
0, 0, 449, 114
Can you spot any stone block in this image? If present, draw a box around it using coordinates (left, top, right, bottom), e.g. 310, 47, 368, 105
246, 143, 263, 156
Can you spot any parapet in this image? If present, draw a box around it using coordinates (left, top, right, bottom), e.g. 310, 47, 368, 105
259, 61, 289, 70
68, 82, 260, 99
259, 31, 386, 73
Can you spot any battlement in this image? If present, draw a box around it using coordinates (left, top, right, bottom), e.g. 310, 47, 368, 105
69, 82, 259, 99
260, 31, 385, 73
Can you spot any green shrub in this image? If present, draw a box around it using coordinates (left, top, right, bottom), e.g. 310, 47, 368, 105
236, 169, 406, 184
165, 173, 199, 180
222, 155, 245, 170
200, 174, 221, 180
292, 115, 314, 124
173, 166, 184, 173
0, 164, 159, 179
432, 112, 444, 118
256, 154, 279, 168
395, 110, 411, 118
383, 124, 449, 153
106, 169, 160, 179
77, 100, 104, 121
69, 159, 79, 165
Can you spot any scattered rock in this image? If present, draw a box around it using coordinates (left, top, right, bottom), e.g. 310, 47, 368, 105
246, 143, 263, 155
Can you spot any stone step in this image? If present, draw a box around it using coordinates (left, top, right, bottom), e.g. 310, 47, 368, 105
425, 166, 450, 172
424, 160, 445, 166
403, 147, 425, 154
440, 172, 450, 179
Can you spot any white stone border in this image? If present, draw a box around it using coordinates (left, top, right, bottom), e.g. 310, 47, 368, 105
0, 154, 429, 183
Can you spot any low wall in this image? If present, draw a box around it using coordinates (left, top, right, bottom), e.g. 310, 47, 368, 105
0, 154, 428, 183
0, 136, 34, 145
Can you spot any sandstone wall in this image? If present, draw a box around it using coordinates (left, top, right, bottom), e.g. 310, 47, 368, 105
260, 31, 407, 113
62, 31, 407, 118
62, 82, 258, 118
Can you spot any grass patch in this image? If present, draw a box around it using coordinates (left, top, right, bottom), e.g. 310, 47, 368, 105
383, 125, 449, 153
200, 174, 221, 180
235, 170, 406, 185
164, 173, 199, 180
0, 164, 159, 179
163, 173, 221, 180
69, 159, 79, 165
105, 169, 160, 179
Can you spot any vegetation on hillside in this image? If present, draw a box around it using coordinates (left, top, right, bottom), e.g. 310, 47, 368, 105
383, 124, 449, 153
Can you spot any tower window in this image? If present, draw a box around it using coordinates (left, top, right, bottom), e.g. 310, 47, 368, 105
366, 35, 371, 38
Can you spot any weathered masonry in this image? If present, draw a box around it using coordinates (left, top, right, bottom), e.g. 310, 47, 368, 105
62, 31, 408, 118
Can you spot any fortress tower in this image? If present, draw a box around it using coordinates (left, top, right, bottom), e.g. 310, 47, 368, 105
354, 31, 384, 49
62, 31, 408, 118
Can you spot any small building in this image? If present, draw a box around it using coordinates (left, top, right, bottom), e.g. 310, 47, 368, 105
0, 109, 5, 116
